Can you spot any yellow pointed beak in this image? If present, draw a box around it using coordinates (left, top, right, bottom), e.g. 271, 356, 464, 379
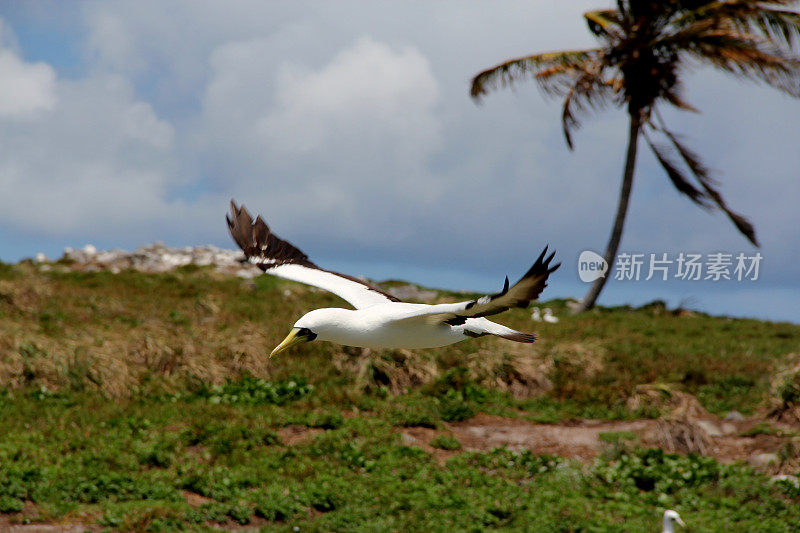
270, 328, 308, 357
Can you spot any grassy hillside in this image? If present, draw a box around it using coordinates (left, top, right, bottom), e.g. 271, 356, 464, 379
1, 262, 799, 531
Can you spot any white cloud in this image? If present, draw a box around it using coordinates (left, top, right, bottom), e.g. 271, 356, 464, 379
0, 44, 179, 237
197, 36, 444, 242
259, 37, 443, 202
0, 48, 56, 117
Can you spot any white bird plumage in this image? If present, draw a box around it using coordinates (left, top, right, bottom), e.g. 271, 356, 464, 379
543, 307, 559, 323
227, 202, 560, 356
662, 510, 685, 533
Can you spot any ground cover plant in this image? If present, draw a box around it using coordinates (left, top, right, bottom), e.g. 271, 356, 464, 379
1, 261, 799, 531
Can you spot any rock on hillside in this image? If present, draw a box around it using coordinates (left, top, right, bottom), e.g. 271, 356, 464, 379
35, 243, 262, 278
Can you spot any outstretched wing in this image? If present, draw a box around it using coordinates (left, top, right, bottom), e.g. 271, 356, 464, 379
393, 247, 560, 325
227, 201, 400, 309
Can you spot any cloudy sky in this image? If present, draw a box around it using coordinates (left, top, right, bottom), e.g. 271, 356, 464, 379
1, 1, 798, 323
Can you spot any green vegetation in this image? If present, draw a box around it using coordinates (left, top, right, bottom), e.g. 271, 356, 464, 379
429, 434, 462, 451
1, 264, 799, 530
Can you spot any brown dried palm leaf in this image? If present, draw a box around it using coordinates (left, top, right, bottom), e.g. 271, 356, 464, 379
470, 49, 601, 99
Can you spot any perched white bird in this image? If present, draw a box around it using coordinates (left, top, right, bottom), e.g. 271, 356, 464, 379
662, 510, 685, 533
227, 202, 560, 356
543, 307, 559, 323
531, 307, 542, 322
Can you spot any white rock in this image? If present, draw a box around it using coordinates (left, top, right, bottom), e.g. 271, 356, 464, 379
386, 284, 438, 302
235, 268, 259, 279
400, 433, 419, 447
696, 420, 722, 437
771, 474, 800, 487
46, 243, 264, 277
749, 453, 779, 469
724, 411, 745, 422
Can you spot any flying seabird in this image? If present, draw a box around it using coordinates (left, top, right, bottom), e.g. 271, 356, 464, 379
226, 201, 560, 356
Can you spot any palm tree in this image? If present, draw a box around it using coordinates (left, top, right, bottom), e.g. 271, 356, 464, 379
471, 1, 800, 311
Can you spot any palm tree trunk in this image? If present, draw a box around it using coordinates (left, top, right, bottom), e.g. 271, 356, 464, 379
577, 112, 641, 312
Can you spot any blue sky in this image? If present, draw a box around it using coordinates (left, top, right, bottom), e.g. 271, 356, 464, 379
1, 1, 798, 323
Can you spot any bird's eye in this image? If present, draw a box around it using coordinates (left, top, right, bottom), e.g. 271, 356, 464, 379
298, 327, 317, 340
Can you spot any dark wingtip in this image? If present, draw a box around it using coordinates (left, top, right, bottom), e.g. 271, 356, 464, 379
230, 199, 241, 218
536, 246, 548, 265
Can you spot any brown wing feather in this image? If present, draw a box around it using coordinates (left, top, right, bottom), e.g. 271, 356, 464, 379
226, 200, 400, 302
444, 247, 560, 325
227, 202, 315, 268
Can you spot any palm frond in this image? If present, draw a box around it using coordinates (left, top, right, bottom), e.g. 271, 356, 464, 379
647, 120, 759, 246
674, 1, 800, 50
584, 9, 625, 38
689, 29, 800, 96
663, 87, 700, 112
643, 129, 711, 206
470, 49, 600, 99
561, 72, 620, 149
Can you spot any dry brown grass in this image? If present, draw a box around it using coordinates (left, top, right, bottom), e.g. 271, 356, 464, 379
626, 383, 710, 419
768, 353, 800, 424
0, 267, 283, 398
332, 347, 439, 394
328, 340, 606, 400
0, 323, 276, 398
462, 342, 553, 399
648, 419, 711, 454
629, 383, 714, 453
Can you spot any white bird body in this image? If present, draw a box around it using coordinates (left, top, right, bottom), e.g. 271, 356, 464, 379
227, 202, 560, 355
662, 510, 685, 533
543, 307, 559, 323
298, 306, 521, 349
532, 307, 542, 321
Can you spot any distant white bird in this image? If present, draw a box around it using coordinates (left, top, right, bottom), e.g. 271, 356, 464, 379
227, 202, 560, 356
662, 510, 685, 533
543, 307, 559, 323
531, 307, 542, 322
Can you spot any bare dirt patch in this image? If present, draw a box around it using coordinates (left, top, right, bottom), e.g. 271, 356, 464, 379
398, 412, 800, 474
0, 515, 100, 533
278, 425, 323, 446
447, 413, 651, 462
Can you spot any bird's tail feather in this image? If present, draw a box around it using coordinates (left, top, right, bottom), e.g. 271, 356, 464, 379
495, 331, 537, 343
470, 319, 537, 343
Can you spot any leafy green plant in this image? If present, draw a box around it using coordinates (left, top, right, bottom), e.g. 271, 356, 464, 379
430, 434, 461, 451
193, 376, 313, 406
305, 410, 344, 429
594, 448, 721, 496
253, 489, 305, 522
